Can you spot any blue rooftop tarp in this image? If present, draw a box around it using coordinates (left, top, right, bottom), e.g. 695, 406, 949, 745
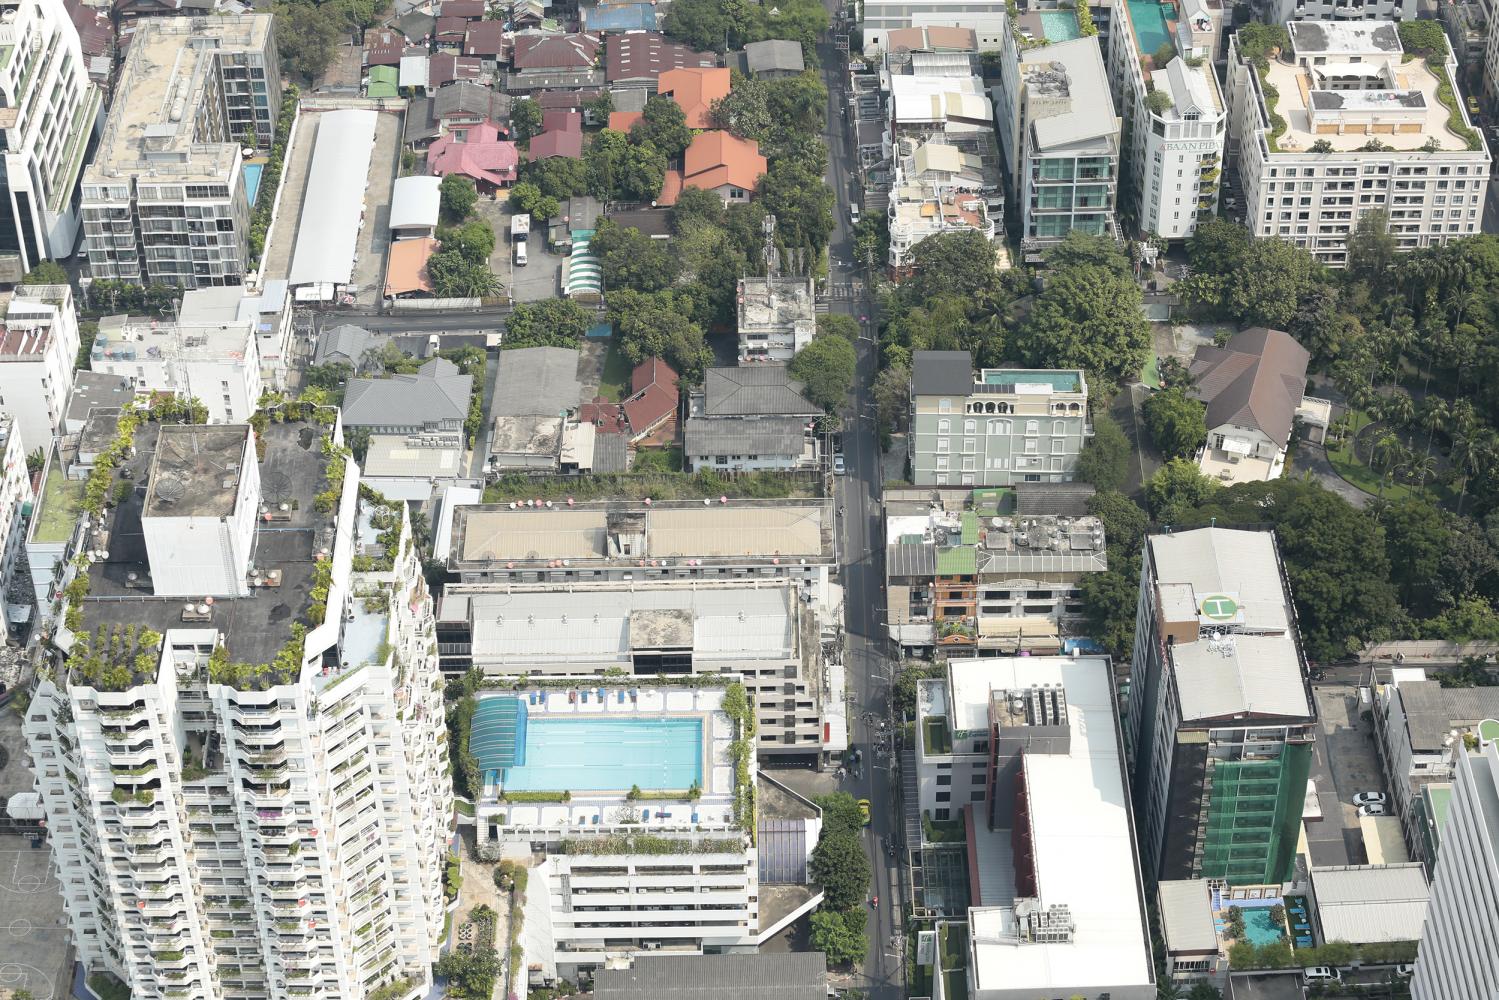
584, 2, 656, 31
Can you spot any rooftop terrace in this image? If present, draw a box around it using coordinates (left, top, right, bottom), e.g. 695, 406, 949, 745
70, 419, 338, 671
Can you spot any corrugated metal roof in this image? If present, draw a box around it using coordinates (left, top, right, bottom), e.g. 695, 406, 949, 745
288, 110, 378, 290
593, 953, 827, 999
1310, 864, 1429, 944
935, 546, 976, 575
1157, 880, 1217, 953
887, 542, 936, 578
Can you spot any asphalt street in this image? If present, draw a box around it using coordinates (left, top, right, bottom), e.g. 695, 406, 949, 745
815, 25, 905, 999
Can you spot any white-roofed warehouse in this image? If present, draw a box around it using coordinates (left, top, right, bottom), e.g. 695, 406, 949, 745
389, 175, 441, 239
289, 108, 378, 300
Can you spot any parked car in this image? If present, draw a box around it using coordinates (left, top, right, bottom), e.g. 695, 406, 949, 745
1396, 964, 1415, 978
858, 798, 871, 826
1304, 967, 1341, 983
1357, 803, 1388, 817
833, 454, 847, 475
1353, 792, 1387, 806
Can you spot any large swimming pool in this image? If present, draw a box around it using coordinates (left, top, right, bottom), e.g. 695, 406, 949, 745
1241, 906, 1286, 947
243, 162, 265, 206
1128, 0, 1176, 56
501, 716, 704, 793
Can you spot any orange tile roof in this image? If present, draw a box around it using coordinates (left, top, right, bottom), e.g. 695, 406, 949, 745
608, 110, 643, 132
385, 237, 439, 297
658, 169, 684, 206
657, 66, 731, 128
682, 130, 766, 196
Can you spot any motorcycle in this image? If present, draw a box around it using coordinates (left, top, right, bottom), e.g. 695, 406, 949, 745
871, 895, 879, 909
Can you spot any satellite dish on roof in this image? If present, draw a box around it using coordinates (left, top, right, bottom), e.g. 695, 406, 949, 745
154, 473, 187, 504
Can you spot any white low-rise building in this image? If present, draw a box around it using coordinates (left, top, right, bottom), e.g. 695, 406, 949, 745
736, 276, 814, 364
914, 656, 1155, 999
469, 686, 765, 979
1227, 21, 1489, 266
23, 413, 451, 1000
0, 414, 34, 602
90, 287, 264, 424
0, 283, 82, 455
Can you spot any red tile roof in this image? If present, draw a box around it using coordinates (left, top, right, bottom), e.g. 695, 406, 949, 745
537, 89, 601, 110
681, 130, 766, 196
511, 32, 601, 71
529, 128, 585, 160
608, 111, 643, 132
656, 66, 731, 128
657, 169, 684, 206
605, 31, 717, 83
428, 122, 520, 187
365, 29, 407, 66
623, 358, 680, 435
463, 20, 507, 57
435, 16, 469, 41
439, 0, 486, 18
580, 396, 626, 434
542, 109, 582, 133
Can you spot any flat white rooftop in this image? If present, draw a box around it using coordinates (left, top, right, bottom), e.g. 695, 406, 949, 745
950, 656, 1154, 995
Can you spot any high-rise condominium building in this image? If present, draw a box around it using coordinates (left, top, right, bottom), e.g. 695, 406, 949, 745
1227, 21, 1489, 267
0, 0, 103, 274
1127, 527, 1318, 885
81, 15, 279, 289
22, 412, 451, 1000
1410, 741, 1499, 1000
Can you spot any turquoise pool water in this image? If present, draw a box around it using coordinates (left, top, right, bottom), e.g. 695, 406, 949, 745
1241, 907, 1285, 947
1039, 9, 1082, 41
243, 162, 264, 205
500, 716, 703, 792
1128, 0, 1176, 55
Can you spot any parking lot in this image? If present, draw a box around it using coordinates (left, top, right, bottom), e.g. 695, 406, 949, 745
0, 706, 71, 1000
1304, 684, 1387, 868
476, 199, 565, 303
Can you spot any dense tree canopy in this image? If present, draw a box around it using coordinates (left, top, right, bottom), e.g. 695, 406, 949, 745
1142, 387, 1208, 460
589, 221, 681, 293
607, 289, 712, 382
1076, 412, 1131, 492
503, 299, 594, 349
789, 335, 857, 412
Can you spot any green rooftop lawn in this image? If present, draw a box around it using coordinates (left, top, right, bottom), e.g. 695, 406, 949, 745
35, 463, 84, 543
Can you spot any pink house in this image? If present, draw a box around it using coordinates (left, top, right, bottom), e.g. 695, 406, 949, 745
428, 121, 519, 191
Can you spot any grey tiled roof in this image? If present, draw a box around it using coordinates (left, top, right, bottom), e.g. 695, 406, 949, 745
912, 349, 975, 395
593, 953, 828, 1000
492, 346, 582, 416
342, 358, 472, 427
701, 366, 819, 417
684, 414, 809, 457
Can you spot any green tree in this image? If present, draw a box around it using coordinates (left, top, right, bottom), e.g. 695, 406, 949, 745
439, 174, 478, 222
589, 220, 681, 292
1396, 19, 1449, 57
1222, 237, 1317, 328
504, 299, 594, 349
872, 360, 912, 433
789, 335, 857, 412
427, 251, 499, 298
607, 289, 711, 381
1090, 490, 1149, 555
1187, 217, 1251, 275
1186, 983, 1222, 1000
809, 907, 869, 966
907, 230, 998, 301
634, 95, 694, 158
812, 792, 864, 838
1235, 21, 1289, 67
671, 187, 727, 231
1437, 654, 1497, 687
586, 129, 668, 203
432, 947, 502, 998
511, 97, 543, 142
1142, 387, 1208, 460
1013, 260, 1149, 393
817, 314, 860, 341
1146, 458, 1220, 522
1346, 209, 1397, 284
1421, 596, 1499, 642
26, 447, 44, 475
522, 155, 590, 201
810, 831, 872, 909
584, 90, 613, 124
760, 154, 834, 262
276, 4, 341, 81
1080, 564, 1141, 661
1379, 498, 1451, 615
1076, 411, 1131, 491
440, 219, 495, 264
22, 261, 67, 284
662, 0, 744, 51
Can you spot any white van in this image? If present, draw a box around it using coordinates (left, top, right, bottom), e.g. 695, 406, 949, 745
850, 202, 861, 224
1303, 967, 1340, 983
514, 239, 528, 266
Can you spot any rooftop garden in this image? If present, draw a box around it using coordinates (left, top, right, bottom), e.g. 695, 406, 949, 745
556, 832, 743, 855
723, 681, 757, 840
1397, 20, 1482, 151
35, 461, 84, 543
65, 623, 164, 692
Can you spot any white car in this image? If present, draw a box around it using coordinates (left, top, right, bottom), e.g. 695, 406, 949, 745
1353, 791, 1387, 807
832, 454, 847, 475
1357, 803, 1388, 817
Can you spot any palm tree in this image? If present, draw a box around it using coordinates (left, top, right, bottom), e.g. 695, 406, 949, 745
1450, 397, 1478, 439
1401, 452, 1435, 490
1370, 432, 1404, 496
1157, 980, 1185, 1000
1380, 392, 1415, 430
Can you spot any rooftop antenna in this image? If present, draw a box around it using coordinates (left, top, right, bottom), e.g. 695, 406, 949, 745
762, 214, 778, 291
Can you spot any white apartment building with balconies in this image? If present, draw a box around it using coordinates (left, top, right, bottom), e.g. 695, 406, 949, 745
0, 282, 81, 454
21, 412, 451, 1000
1227, 20, 1489, 266
1106, 0, 1227, 239
0, 412, 33, 599
0, 0, 103, 275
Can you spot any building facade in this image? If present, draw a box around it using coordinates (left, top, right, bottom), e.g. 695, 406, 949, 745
910, 351, 1089, 487
1127, 527, 1317, 885
993, 29, 1120, 247
1258, 0, 1415, 22
1226, 21, 1489, 266
0, 282, 82, 454
1106, 0, 1226, 239
859, 1, 1008, 52
81, 15, 279, 289
1410, 742, 1499, 1000
22, 416, 451, 1000
0, 413, 33, 600
0, 0, 103, 275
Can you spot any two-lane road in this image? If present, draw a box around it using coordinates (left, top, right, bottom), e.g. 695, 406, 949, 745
816, 24, 904, 999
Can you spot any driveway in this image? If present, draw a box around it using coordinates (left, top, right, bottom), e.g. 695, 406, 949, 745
1304, 685, 1388, 868
1290, 442, 1373, 508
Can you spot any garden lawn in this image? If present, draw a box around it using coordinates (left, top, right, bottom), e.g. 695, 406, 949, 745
598, 338, 632, 402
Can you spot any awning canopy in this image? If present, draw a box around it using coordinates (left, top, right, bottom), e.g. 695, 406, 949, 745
288, 109, 378, 294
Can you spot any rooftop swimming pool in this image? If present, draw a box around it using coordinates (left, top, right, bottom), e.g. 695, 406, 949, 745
1241, 906, 1286, 947
1039, 9, 1082, 41
493, 712, 704, 793
243, 162, 264, 206
1128, 0, 1177, 56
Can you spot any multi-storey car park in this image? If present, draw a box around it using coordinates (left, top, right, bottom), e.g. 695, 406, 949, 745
21, 408, 451, 1000
1226, 20, 1490, 266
